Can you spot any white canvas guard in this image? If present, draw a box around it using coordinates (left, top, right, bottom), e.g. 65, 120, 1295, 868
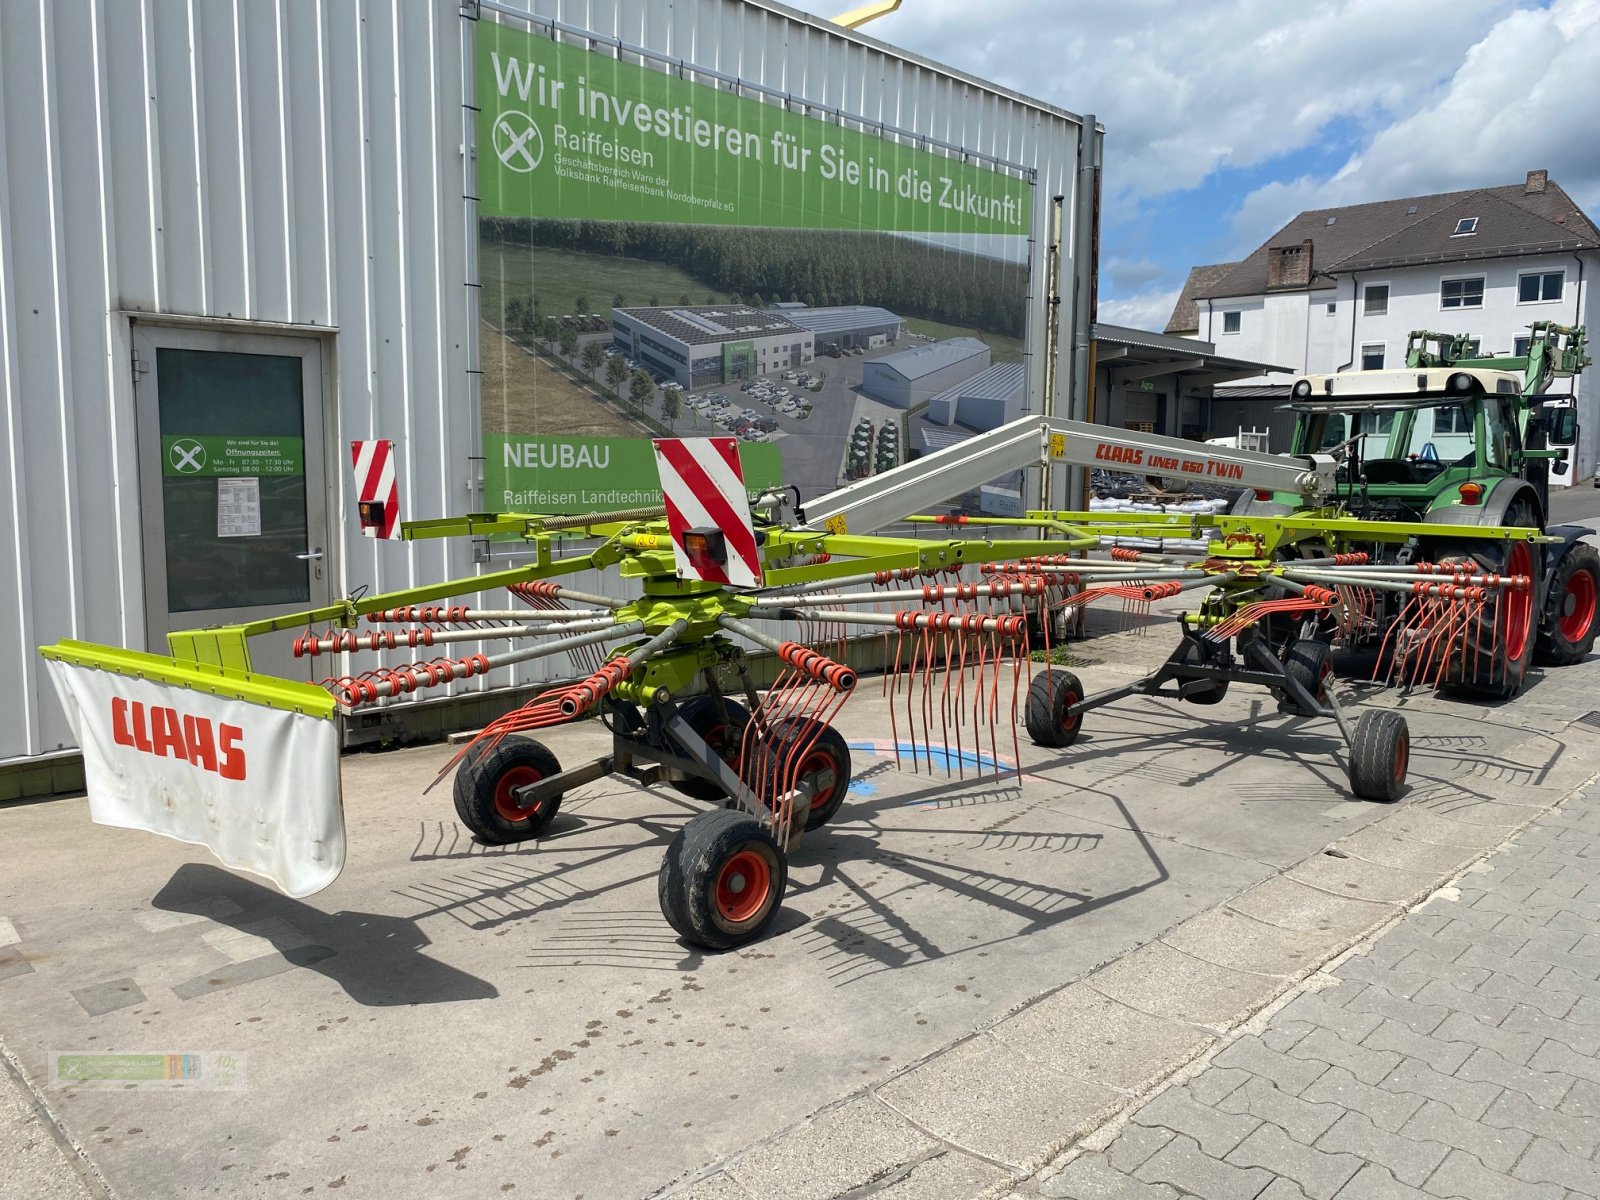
45, 659, 345, 898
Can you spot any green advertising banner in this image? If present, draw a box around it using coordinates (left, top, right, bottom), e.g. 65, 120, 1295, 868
161, 435, 303, 477
478, 25, 1032, 235
484, 436, 782, 511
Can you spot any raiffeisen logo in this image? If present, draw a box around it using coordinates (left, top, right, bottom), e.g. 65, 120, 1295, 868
493, 110, 544, 174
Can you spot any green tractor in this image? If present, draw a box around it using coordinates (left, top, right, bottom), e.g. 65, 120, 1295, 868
1241, 321, 1598, 694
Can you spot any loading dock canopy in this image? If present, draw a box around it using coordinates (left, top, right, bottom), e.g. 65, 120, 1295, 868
1094, 322, 1288, 388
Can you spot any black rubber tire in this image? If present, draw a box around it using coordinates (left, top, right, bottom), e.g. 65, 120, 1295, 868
1280, 639, 1333, 716
1175, 640, 1228, 705
1434, 539, 1538, 699
658, 809, 786, 951
746, 718, 852, 831
670, 697, 752, 801
1024, 669, 1084, 748
452, 737, 564, 844
1349, 710, 1408, 803
1535, 542, 1600, 666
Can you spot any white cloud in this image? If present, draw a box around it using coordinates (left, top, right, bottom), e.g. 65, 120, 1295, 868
1098, 287, 1182, 332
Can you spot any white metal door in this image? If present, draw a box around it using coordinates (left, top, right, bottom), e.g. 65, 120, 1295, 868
133, 325, 332, 679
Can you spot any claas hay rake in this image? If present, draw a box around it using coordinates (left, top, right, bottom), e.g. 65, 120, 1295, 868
39, 422, 1592, 950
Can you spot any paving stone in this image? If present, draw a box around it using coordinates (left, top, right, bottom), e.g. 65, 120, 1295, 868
1478, 971, 1577, 1019
1515, 939, 1600, 979
1288, 1026, 1403, 1085
872, 1149, 1015, 1200
1090, 942, 1285, 1029
1276, 988, 1383, 1042
1500, 1004, 1600, 1055
1389, 950, 1494, 993
1511, 1135, 1600, 1194
70, 977, 147, 1016
1161, 907, 1338, 980
1335, 825, 1486, 881
1560, 1078, 1600, 1118
1456, 1046, 1574, 1106
1260, 1020, 1317, 1054
1040, 1153, 1179, 1200
727, 1097, 936, 1200
1363, 1019, 1474, 1074
1106, 1124, 1174, 1175
1379, 1057, 1502, 1121
1131, 1089, 1260, 1158
1527, 1038, 1600, 1087
1214, 1075, 1343, 1144
1484, 1088, 1600, 1158
992, 985, 1214, 1094
1382, 807, 1517, 851
1397, 1098, 1530, 1172
877, 1037, 1121, 1170
1421, 1149, 1563, 1200
1224, 1122, 1362, 1200
1226, 876, 1395, 939
1485, 915, 1583, 949
1363, 925, 1475, 966
1344, 987, 1449, 1035
1135, 1134, 1273, 1200
1411, 978, 1514, 1026
1302, 1064, 1426, 1131
1313, 1111, 1447, 1187
1332, 1162, 1431, 1199
1426, 903, 1508, 934
1255, 1181, 1309, 1200
1187, 1067, 1252, 1108
1540, 966, 1600, 1000
1429, 1010, 1543, 1065
1336, 957, 1434, 1000
1571, 994, 1600, 1025
1213, 1036, 1328, 1097
672, 1173, 755, 1200
1285, 851, 1443, 907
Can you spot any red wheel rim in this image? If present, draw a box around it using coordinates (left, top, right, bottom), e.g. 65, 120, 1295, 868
492, 765, 545, 823
1393, 733, 1409, 782
1559, 565, 1598, 642
714, 849, 772, 924
799, 749, 839, 815
1503, 542, 1534, 662
1060, 690, 1081, 733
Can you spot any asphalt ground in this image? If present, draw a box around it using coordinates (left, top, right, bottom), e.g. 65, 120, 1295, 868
3, 506, 1599, 1199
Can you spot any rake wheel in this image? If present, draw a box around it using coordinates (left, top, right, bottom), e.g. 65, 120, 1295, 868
1175, 640, 1229, 705
1349, 710, 1408, 803
1435, 539, 1536, 699
1280, 638, 1333, 716
658, 809, 786, 951
670, 696, 752, 802
454, 737, 564, 843
747, 718, 852, 831
1025, 669, 1083, 748
1535, 542, 1600, 667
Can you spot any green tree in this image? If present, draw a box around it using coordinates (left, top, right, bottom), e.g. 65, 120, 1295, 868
705, 294, 715, 305
574, 294, 589, 315
679, 293, 691, 306
581, 341, 604, 374
539, 316, 560, 344
520, 305, 538, 334
504, 298, 524, 330
605, 354, 628, 391
730, 293, 743, 305
751, 292, 766, 308
558, 327, 579, 360
611, 293, 625, 308
629, 370, 656, 408
649, 294, 660, 306
660, 390, 682, 422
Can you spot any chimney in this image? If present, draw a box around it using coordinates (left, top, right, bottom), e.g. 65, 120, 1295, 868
1267, 238, 1314, 289
1525, 169, 1549, 195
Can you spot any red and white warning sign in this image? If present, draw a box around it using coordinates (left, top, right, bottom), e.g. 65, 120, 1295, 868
651, 437, 764, 589
350, 440, 399, 539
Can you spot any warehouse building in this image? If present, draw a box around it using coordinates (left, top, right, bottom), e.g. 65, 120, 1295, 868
611, 305, 813, 389
861, 337, 991, 409
779, 305, 904, 353
926, 361, 1026, 430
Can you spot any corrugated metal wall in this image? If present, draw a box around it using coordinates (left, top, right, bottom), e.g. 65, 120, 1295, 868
0, 0, 1090, 764
0, 0, 474, 762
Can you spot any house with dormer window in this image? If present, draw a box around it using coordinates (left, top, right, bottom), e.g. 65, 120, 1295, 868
1166, 170, 1600, 484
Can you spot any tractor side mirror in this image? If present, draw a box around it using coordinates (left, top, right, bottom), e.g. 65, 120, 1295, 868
1553, 408, 1578, 446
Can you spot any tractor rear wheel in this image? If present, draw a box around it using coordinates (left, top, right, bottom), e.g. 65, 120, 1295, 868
1434, 539, 1537, 699
746, 718, 852, 831
1280, 639, 1333, 716
453, 737, 564, 843
1349, 710, 1408, 803
670, 696, 752, 801
1025, 669, 1084, 748
658, 809, 786, 950
1535, 542, 1600, 666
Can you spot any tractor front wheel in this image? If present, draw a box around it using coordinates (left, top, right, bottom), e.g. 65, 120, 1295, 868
1349, 710, 1408, 803
1025, 669, 1084, 748
1535, 542, 1600, 666
658, 809, 786, 950
453, 736, 564, 843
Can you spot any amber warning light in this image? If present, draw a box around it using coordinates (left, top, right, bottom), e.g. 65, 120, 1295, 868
683, 527, 727, 573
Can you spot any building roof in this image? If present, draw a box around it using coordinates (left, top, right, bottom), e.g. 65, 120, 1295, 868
918, 426, 975, 455
866, 337, 989, 381
779, 305, 902, 335
614, 304, 799, 346
1165, 263, 1239, 334
1194, 173, 1600, 303
1093, 323, 1290, 376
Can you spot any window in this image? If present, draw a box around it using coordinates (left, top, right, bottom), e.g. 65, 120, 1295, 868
1441, 277, 1484, 309
1222, 311, 1241, 334
1452, 217, 1479, 236
1435, 405, 1472, 434
1514, 335, 1532, 357
1406, 205, 1420, 215
1363, 284, 1389, 316
1326, 302, 1337, 315
1463, 338, 1481, 357
1325, 216, 1337, 226
1361, 343, 1386, 370
1519, 271, 1564, 303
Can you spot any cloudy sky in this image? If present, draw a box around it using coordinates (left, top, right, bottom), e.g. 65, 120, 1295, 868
781, 0, 1600, 332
